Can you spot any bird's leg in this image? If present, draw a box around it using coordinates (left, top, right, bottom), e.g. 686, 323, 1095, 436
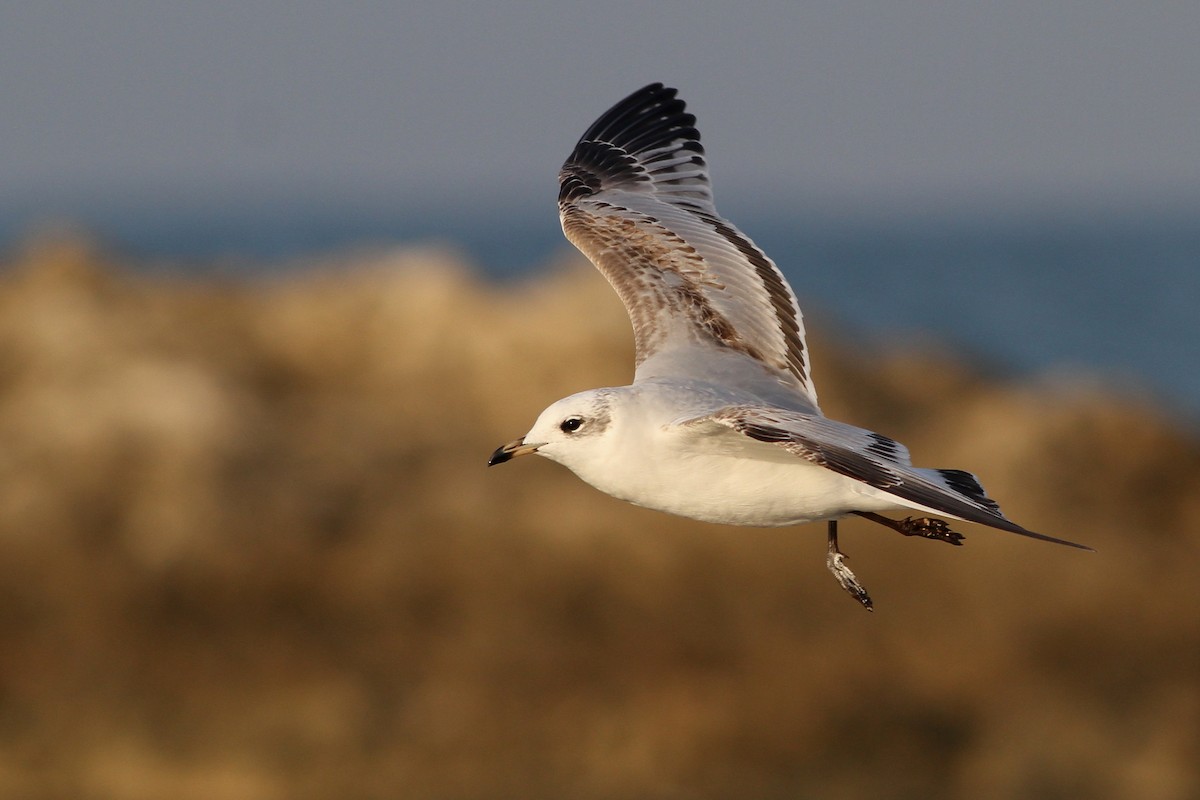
826, 520, 873, 611
854, 511, 965, 546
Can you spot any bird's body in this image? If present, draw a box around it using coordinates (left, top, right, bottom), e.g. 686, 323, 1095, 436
490, 83, 1090, 607
539, 382, 926, 528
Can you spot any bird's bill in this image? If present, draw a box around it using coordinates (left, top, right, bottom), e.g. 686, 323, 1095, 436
488, 437, 541, 466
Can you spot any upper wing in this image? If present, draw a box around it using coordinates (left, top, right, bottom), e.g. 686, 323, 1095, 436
685, 405, 1093, 550
559, 83, 818, 410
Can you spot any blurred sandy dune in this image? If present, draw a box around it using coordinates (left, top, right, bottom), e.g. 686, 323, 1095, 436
0, 234, 1195, 799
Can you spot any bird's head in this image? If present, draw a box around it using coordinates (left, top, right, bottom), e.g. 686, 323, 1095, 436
488, 389, 617, 470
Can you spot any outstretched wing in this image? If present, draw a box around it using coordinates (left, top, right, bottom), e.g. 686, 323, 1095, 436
559, 83, 818, 410
684, 405, 1093, 550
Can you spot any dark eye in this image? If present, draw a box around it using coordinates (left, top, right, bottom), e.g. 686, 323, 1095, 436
560, 417, 584, 433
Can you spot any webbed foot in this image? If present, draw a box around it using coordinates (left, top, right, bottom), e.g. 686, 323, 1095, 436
854, 511, 965, 546
898, 516, 965, 545
826, 520, 873, 611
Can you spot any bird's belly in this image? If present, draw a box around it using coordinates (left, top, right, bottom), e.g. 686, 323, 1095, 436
581, 446, 904, 528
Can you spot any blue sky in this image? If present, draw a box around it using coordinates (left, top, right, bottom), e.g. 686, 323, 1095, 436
4, 2, 1199, 220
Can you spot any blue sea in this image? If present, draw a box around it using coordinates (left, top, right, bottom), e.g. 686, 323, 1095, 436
3, 199, 1198, 422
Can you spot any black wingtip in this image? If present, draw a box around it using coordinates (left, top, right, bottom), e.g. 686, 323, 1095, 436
995, 521, 1095, 552
559, 83, 707, 205
572, 83, 701, 158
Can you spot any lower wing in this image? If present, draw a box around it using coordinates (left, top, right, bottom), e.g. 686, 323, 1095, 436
678, 405, 1093, 551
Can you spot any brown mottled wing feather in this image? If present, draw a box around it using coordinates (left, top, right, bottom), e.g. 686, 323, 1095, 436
559, 84, 819, 409
689, 405, 1093, 550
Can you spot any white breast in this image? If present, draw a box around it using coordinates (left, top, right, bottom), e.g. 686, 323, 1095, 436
566, 407, 906, 528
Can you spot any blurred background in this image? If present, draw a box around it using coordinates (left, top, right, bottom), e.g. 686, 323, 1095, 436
1, 3, 1198, 798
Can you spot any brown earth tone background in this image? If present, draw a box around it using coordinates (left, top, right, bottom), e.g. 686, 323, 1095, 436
0, 233, 1196, 799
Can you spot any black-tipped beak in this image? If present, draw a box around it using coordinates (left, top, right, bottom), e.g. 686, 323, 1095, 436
488, 437, 540, 466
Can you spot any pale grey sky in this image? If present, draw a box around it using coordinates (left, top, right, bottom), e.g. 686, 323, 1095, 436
3, 2, 1199, 219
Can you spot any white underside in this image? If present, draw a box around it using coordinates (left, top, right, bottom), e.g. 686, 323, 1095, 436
607, 455, 911, 527
540, 390, 924, 527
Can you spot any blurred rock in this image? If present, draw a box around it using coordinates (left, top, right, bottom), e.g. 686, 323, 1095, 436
0, 233, 1195, 799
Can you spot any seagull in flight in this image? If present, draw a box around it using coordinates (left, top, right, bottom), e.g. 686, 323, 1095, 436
489, 83, 1091, 609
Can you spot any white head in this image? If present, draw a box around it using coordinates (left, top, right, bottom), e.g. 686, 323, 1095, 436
488, 388, 619, 471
